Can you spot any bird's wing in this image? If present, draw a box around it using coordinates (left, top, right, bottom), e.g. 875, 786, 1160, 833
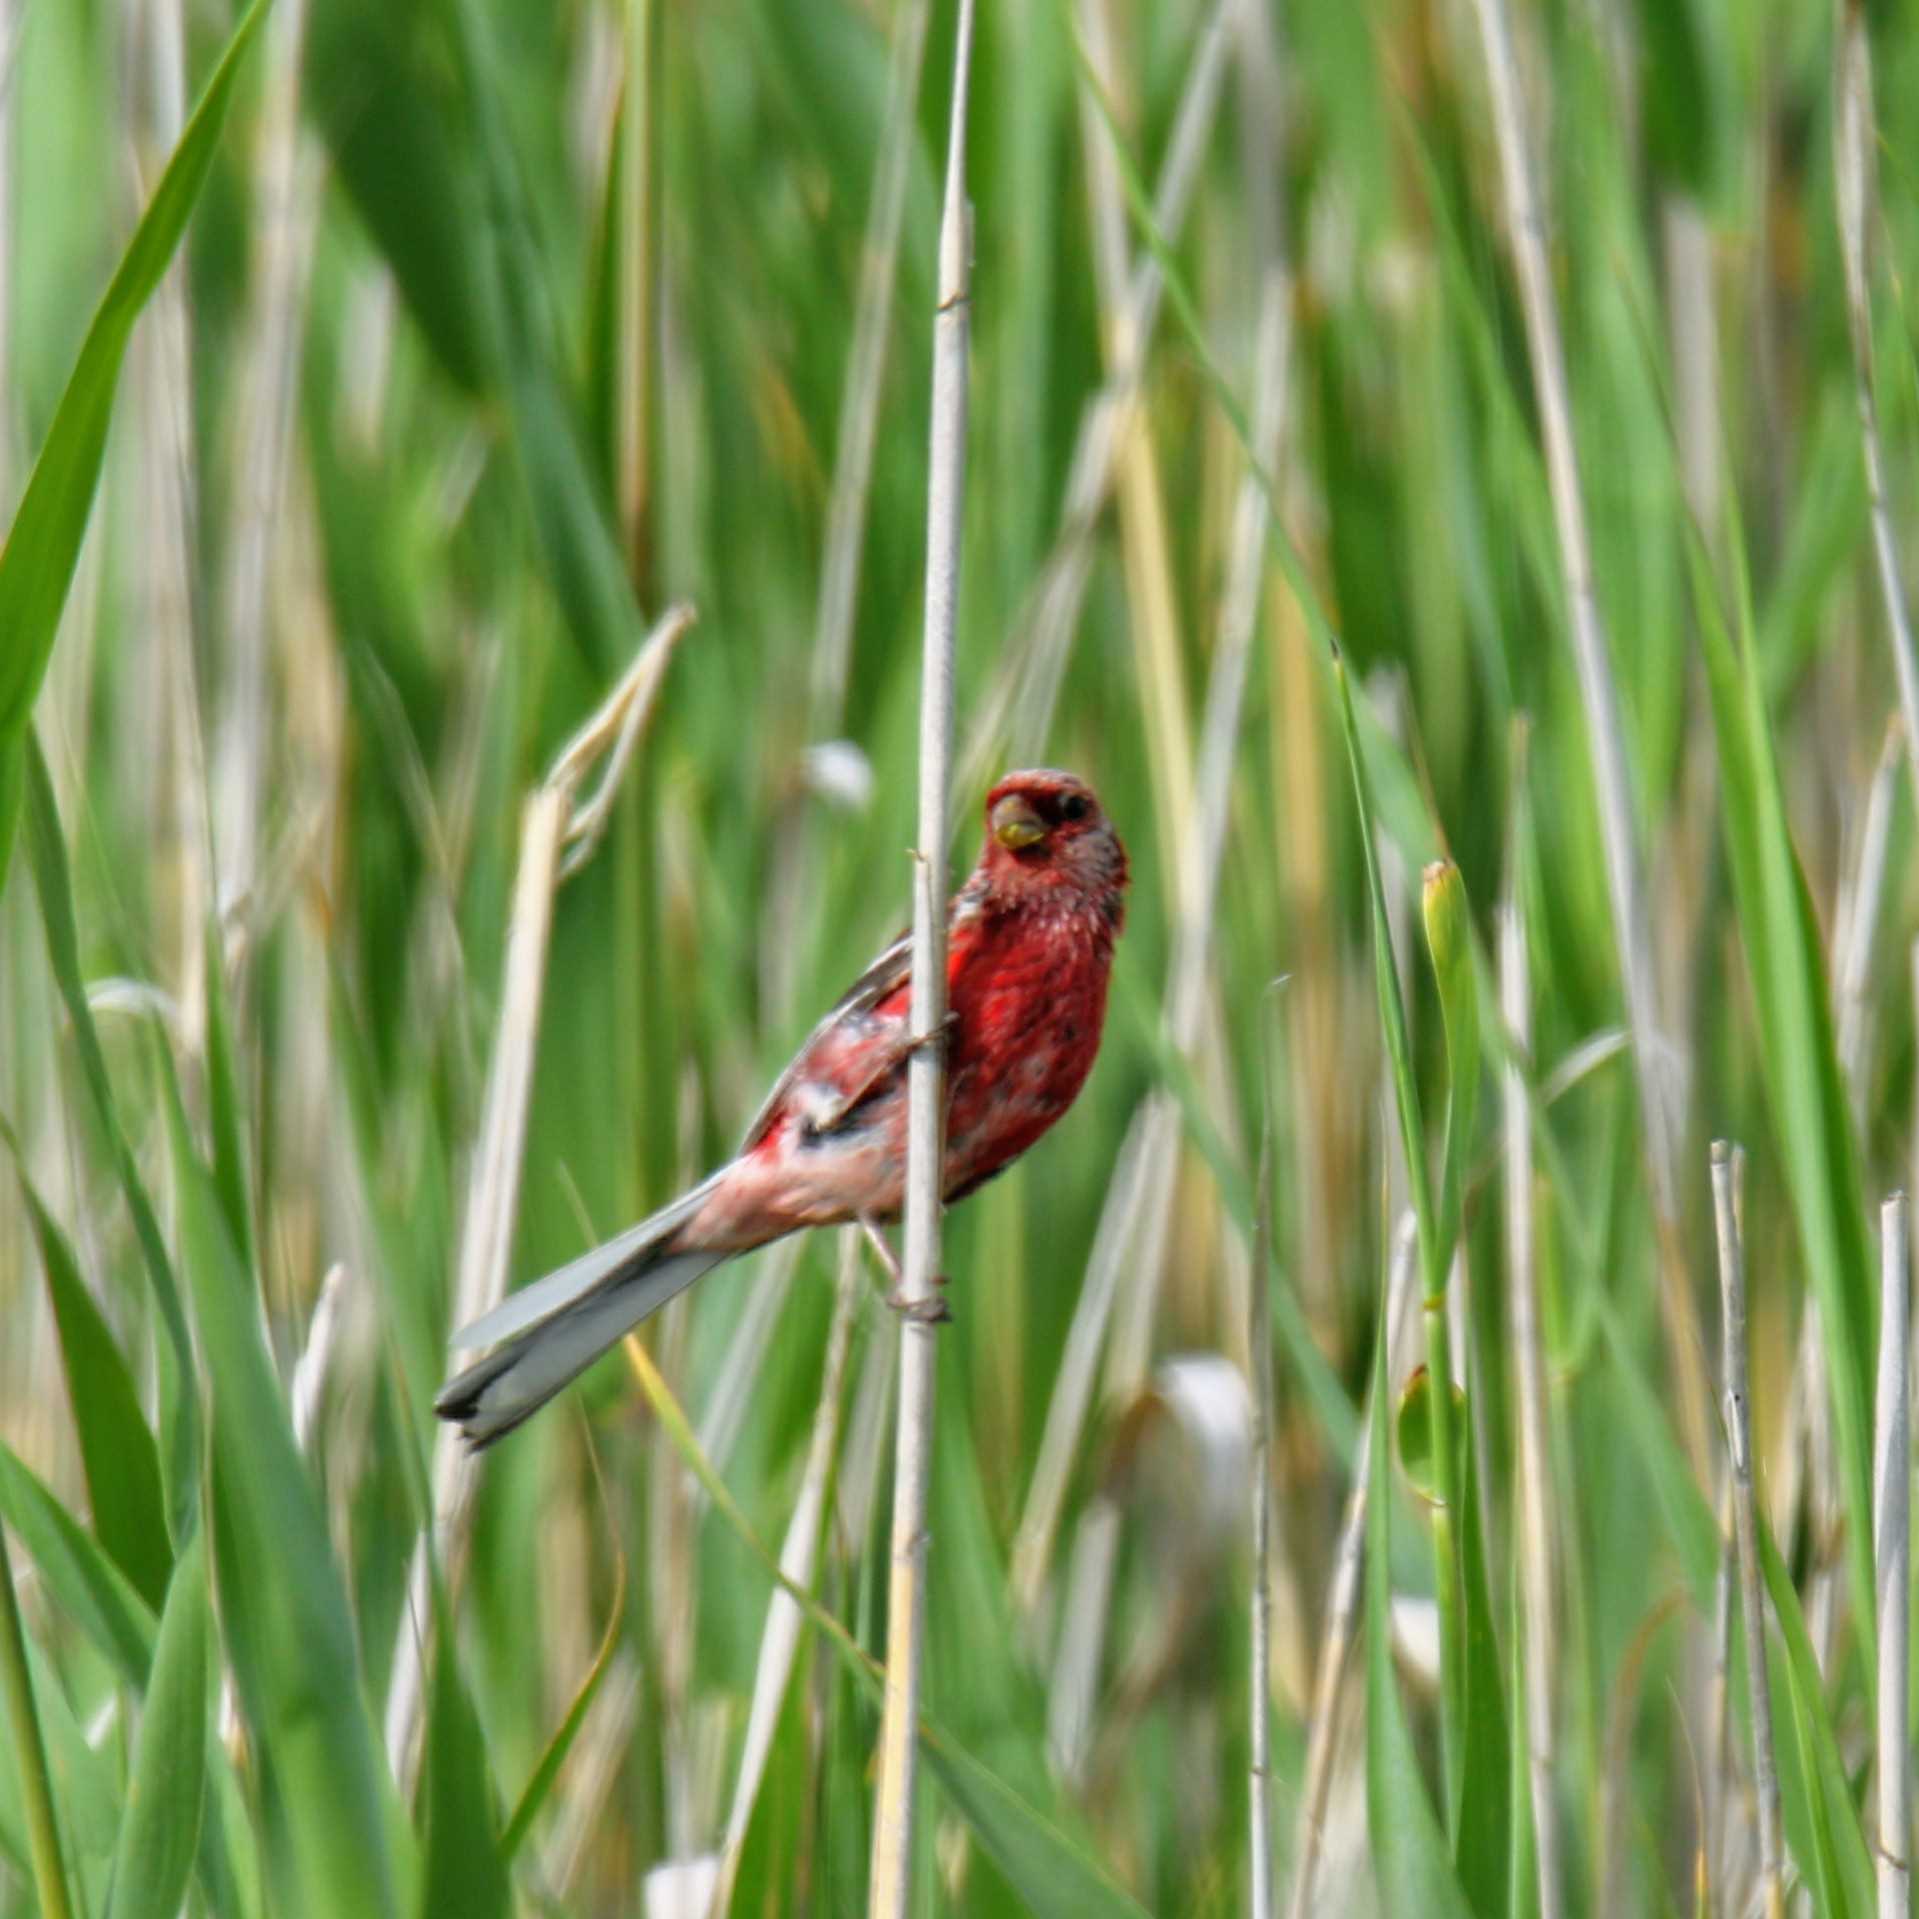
737, 928, 913, 1151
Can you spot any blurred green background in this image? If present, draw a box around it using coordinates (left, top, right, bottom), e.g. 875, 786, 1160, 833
1, 0, 1916, 1911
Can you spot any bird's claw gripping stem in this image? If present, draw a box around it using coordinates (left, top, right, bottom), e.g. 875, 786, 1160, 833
885, 1288, 953, 1325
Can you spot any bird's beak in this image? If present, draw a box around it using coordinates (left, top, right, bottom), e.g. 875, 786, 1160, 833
991, 793, 1047, 851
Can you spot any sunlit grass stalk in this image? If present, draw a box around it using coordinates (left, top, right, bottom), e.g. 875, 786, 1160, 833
1466, 0, 1709, 1478
1285, 1212, 1417, 1919
1873, 1190, 1910, 1918
0, 1520, 75, 1919
1709, 1141, 1785, 1918
867, 1, 976, 1907
1835, 3, 1919, 800
615, 0, 659, 582
1500, 744, 1562, 1919
385, 606, 690, 1781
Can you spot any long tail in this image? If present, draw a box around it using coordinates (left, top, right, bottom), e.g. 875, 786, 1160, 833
435, 1176, 729, 1448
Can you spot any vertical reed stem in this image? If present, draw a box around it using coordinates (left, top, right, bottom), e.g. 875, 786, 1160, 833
867, 5, 976, 1910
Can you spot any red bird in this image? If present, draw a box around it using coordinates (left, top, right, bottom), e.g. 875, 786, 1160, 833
437, 768, 1129, 1445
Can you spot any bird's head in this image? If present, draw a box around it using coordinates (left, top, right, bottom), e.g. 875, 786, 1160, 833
978, 768, 1129, 921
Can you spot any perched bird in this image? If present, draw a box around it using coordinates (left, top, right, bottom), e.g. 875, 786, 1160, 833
436, 767, 1130, 1446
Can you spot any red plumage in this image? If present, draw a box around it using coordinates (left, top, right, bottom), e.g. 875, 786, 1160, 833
436, 767, 1128, 1445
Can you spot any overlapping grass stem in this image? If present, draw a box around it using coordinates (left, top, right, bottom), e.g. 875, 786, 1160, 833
0, 1, 1917, 1914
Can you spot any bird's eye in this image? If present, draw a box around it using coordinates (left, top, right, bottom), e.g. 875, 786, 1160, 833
1057, 793, 1090, 823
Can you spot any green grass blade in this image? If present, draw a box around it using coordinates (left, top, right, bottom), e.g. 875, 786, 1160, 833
24, 735, 200, 1546
157, 1053, 402, 1919
1366, 1270, 1475, 1918
1689, 529, 1877, 1656
0, 0, 270, 873
1759, 1524, 1873, 1916
106, 1533, 210, 1919
0, 1524, 78, 1919
499, 1554, 626, 1861
201, 925, 256, 1277
9, 1153, 171, 1610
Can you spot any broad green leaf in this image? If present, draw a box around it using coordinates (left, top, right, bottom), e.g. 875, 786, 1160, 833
107, 1534, 210, 1919
0, 0, 270, 878
419, 1630, 510, 1919
25, 737, 200, 1545
158, 1057, 401, 1919
10, 1157, 171, 1610
0, 1443, 157, 1688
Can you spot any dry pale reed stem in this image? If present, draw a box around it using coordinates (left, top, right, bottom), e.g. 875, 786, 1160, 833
1285, 1215, 1418, 1919
1835, 6, 1919, 804
1874, 1192, 1910, 1916
384, 607, 692, 1784
1710, 1141, 1785, 1918
1467, 0, 1709, 1479
711, 1241, 862, 1916
809, 0, 933, 731
866, 2, 975, 1907
1500, 840, 1564, 1915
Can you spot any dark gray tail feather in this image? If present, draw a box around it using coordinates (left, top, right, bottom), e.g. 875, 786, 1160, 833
435, 1248, 724, 1447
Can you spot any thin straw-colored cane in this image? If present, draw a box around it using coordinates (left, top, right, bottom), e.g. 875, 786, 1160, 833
866, 3, 975, 1908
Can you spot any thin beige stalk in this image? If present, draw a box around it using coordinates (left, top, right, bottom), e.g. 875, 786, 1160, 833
1285, 1215, 1417, 1919
384, 606, 693, 1784
711, 1240, 861, 1915
1874, 1191, 1910, 1918
1466, 0, 1710, 1478
1501, 836, 1563, 1916
1835, 4, 1919, 800
866, 2, 975, 1905
1709, 1141, 1785, 1919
